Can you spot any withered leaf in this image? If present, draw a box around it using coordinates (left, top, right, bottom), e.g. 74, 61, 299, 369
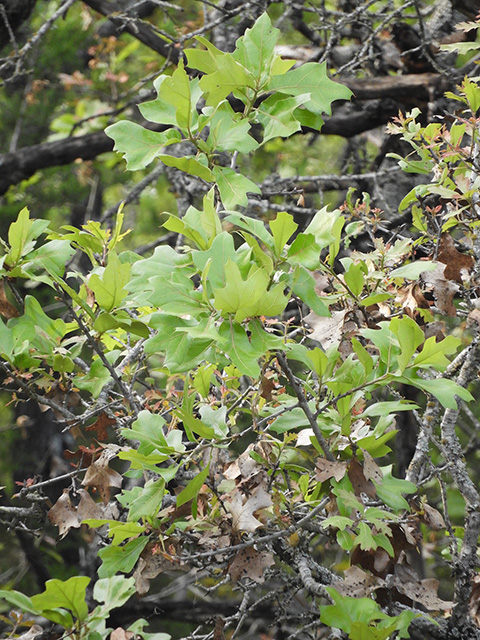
335, 565, 385, 598
16, 625, 43, 640
362, 451, 383, 485
228, 547, 274, 583
110, 629, 134, 640
305, 309, 349, 350
134, 546, 189, 596
81, 451, 122, 504
228, 482, 272, 534
0, 280, 19, 318
48, 489, 81, 538
315, 457, 348, 483
437, 234, 474, 283
85, 412, 117, 441
348, 458, 376, 499
395, 282, 429, 318
419, 503, 445, 531
393, 565, 453, 611
224, 444, 260, 481
421, 262, 458, 317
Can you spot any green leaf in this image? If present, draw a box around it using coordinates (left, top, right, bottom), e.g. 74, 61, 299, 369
121, 410, 169, 454
97, 537, 149, 579
176, 464, 210, 507
31, 576, 91, 622
192, 232, 236, 292
232, 12, 279, 85
157, 154, 214, 182
355, 521, 377, 550
213, 166, 261, 209
389, 261, 437, 279
156, 60, 192, 130
89, 251, 130, 312
93, 575, 136, 609
199, 52, 255, 106
287, 233, 320, 270
217, 321, 262, 378
269, 211, 298, 257
389, 315, 424, 373
224, 212, 275, 251
6, 207, 50, 267
206, 101, 258, 153
267, 62, 352, 115
291, 266, 330, 317
117, 478, 165, 521
0, 590, 36, 615
213, 260, 288, 322
105, 122, 181, 171
176, 409, 216, 440
344, 262, 364, 297
144, 314, 214, 373
257, 93, 305, 142
413, 335, 460, 370
362, 400, 419, 417
403, 375, 473, 409
74, 357, 112, 398
374, 467, 416, 510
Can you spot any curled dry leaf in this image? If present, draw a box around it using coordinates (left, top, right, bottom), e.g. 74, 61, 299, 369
469, 573, 480, 627
315, 457, 348, 483
16, 625, 44, 640
224, 442, 271, 481
348, 457, 376, 499
437, 233, 474, 283
335, 565, 386, 598
421, 262, 458, 316
110, 628, 134, 640
395, 282, 429, 318
305, 309, 349, 350
228, 547, 274, 583
81, 451, 122, 504
134, 544, 189, 596
48, 488, 103, 537
362, 450, 383, 485
393, 565, 453, 611
228, 481, 272, 534
0, 279, 19, 318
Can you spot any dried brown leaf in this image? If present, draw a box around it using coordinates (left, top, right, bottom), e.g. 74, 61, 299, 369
393, 565, 453, 611
134, 546, 189, 596
315, 458, 348, 483
81, 451, 122, 504
421, 262, 458, 316
110, 628, 134, 640
0, 280, 19, 318
305, 309, 348, 350
395, 282, 429, 317
336, 566, 386, 597
228, 483, 272, 534
348, 458, 376, 499
437, 234, 474, 283
228, 547, 274, 583
85, 412, 117, 441
362, 451, 383, 485
48, 488, 82, 538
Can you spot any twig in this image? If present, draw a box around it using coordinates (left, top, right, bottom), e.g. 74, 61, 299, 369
277, 352, 334, 461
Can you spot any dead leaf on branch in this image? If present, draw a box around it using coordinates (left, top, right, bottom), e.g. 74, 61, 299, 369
48, 488, 103, 537
227, 479, 272, 534
224, 442, 272, 482
228, 547, 274, 583
305, 309, 349, 350
81, 450, 122, 504
395, 282, 430, 318
362, 450, 383, 485
134, 543, 189, 596
393, 565, 453, 611
110, 629, 134, 640
437, 233, 474, 283
420, 262, 458, 316
85, 411, 117, 441
315, 457, 348, 483
348, 457, 376, 499
335, 565, 386, 598
0, 279, 19, 318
